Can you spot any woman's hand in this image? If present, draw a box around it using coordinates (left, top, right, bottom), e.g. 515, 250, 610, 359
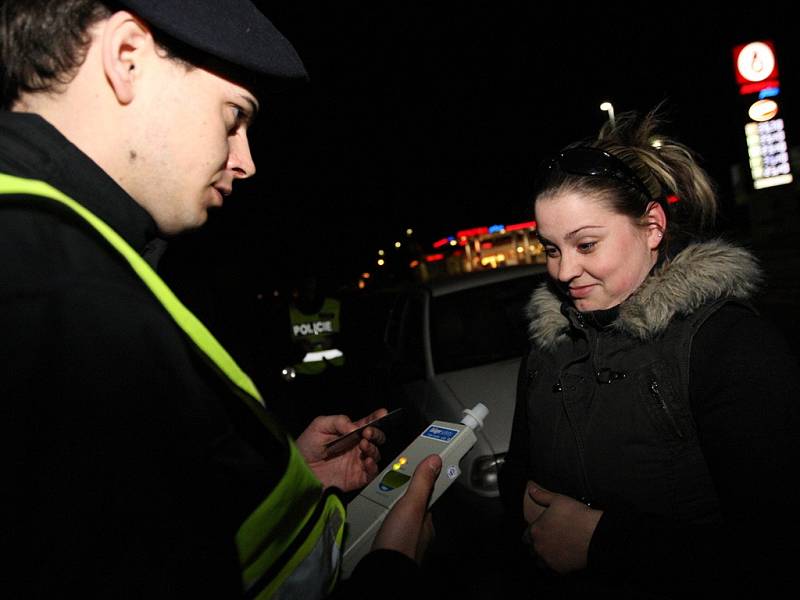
296, 409, 387, 492
523, 481, 603, 574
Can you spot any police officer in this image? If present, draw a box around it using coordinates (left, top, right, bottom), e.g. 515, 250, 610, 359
0, 1, 439, 597
278, 273, 353, 434
288, 274, 346, 379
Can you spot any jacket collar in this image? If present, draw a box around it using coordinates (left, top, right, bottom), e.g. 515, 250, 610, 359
0, 111, 159, 256
526, 239, 762, 350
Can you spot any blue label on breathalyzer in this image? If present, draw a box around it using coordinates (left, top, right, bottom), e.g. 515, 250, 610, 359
421, 425, 458, 442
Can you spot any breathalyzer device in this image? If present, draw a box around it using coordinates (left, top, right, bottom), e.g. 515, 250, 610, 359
340, 403, 489, 578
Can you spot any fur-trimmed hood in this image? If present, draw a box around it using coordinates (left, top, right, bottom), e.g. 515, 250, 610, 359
526, 239, 762, 351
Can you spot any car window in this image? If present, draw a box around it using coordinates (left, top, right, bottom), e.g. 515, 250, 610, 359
341, 289, 399, 360
385, 291, 426, 382
429, 274, 542, 373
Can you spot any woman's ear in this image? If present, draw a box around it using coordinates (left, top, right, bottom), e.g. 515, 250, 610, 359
644, 200, 667, 250
101, 11, 152, 105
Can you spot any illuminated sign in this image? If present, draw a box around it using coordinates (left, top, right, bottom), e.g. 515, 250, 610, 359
734, 41, 779, 95
734, 40, 792, 190
748, 99, 778, 122
735, 41, 777, 84
745, 119, 793, 189
505, 220, 537, 232
456, 226, 489, 239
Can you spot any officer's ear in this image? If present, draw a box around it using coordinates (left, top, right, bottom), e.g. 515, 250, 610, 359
101, 11, 153, 105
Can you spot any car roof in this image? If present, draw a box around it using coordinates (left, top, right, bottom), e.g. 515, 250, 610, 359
426, 264, 548, 297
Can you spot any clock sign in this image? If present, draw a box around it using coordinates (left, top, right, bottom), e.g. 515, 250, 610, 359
734, 41, 778, 86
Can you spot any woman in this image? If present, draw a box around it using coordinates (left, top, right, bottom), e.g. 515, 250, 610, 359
498, 111, 799, 598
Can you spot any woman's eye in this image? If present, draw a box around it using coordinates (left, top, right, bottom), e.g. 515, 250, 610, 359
545, 246, 560, 258
577, 241, 596, 253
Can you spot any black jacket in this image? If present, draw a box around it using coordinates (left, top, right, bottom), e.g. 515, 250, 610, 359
1, 112, 416, 597
500, 241, 800, 598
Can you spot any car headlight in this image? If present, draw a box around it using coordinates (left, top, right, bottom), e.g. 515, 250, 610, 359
470, 453, 505, 493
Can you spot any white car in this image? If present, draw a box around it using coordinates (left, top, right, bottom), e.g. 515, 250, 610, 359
384, 264, 548, 498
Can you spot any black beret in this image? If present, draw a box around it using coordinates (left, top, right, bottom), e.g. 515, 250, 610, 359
113, 0, 307, 86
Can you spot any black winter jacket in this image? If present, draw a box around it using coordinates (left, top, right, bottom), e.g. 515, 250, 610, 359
500, 240, 800, 599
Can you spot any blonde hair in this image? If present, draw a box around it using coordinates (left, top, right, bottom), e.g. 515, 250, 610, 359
536, 107, 719, 249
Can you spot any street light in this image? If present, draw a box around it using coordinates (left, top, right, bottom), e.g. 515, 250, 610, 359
600, 101, 616, 127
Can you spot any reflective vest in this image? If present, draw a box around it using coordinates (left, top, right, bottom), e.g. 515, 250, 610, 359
289, 297, 345, 375
0, 173, 346, 599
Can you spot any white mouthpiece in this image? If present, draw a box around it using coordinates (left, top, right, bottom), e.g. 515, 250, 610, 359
461, 402, 489, 430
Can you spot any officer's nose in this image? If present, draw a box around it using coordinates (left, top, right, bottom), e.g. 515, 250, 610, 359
228, 133, 256, 179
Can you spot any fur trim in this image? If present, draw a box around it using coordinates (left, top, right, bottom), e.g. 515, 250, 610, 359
527, 239, 762, 350
526, 281, 569, 351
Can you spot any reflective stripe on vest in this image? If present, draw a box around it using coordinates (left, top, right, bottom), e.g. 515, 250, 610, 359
0, 173, 346, 598
289, 297, 345, 375
238, 442, 346, 599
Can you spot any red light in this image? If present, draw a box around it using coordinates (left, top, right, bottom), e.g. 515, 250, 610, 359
455, 226, 489, 238
505, 220, 536, 232
425, 253, 445, 263
738, 79, 780, 96
666, 195, 679, 204
433, 238, 449, 249
481, 242, 493, 249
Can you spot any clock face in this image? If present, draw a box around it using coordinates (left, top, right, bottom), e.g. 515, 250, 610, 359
737, 41, 776, 83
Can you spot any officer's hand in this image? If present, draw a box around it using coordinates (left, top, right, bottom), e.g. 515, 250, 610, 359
371, 454, 442, 563
296, 409, 387, 492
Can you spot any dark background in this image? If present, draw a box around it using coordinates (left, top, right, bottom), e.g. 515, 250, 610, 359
160, 2, 800, 376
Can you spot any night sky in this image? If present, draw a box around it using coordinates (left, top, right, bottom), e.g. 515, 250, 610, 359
163, 3, 800, 297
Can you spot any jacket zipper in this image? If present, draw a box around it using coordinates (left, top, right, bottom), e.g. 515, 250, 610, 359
649, 379, 684, 438
555, 371, 596, 506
